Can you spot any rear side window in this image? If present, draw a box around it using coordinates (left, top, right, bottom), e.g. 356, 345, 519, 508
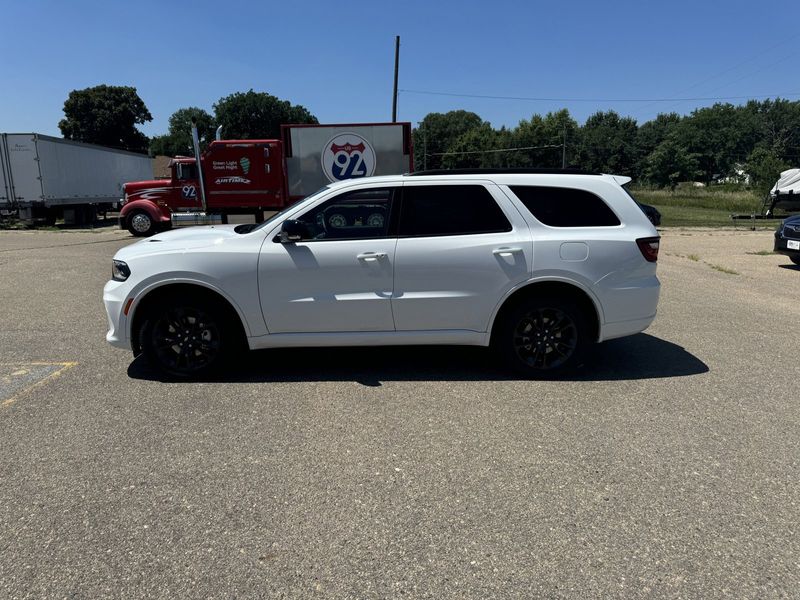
400, 185, 512, 237
510, 186, 620, 227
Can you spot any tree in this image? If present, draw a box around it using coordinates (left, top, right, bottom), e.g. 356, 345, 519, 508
440, 123, 499, 169
59, 85, 152, 152
635, 113, 681, 177
213, 90, 317, 140
746, 147, 790, 197
413, 110, 485, 170
150, 107, 215, 157
576, 110, 639, 174
509, 109, 579, 168
644, 139, 701, 189
670, 103, 758, 182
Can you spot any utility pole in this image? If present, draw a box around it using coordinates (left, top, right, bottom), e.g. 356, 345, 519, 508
562, 127, 567, 168
392, 36, 400, 122
423, 124, 427, 170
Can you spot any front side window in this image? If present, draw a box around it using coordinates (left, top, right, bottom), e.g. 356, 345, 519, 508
399, 185, 512, 237
295, 188, 396, 240
510, 185, 621, 227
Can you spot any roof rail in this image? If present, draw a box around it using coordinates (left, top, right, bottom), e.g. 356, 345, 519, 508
407, 168, 601, 177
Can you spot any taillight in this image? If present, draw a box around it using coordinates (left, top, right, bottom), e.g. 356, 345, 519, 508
636, 237, 660, 262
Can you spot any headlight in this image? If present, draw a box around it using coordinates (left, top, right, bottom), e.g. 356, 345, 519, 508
112, 260, 130, 282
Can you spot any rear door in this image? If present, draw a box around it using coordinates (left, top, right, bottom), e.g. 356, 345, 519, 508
391, 182, 532, 332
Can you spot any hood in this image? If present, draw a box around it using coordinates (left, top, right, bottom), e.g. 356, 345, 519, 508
124, 180, 174, 202
115, 225, 242, 260
125, 179, 171, 190
783, 214, 800, 226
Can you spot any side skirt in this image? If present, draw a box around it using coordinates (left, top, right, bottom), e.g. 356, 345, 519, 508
247, 330, 489, 350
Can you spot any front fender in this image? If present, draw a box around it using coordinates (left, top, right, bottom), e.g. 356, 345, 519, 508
120, 200, 172, 224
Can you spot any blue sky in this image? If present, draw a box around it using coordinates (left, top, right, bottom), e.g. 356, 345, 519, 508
1, 0, 799, 138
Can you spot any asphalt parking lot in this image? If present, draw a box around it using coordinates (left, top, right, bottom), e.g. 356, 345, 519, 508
1, 226, 798, 599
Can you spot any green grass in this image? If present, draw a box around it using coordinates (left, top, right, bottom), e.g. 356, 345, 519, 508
630, 185, 783, 228
687, 253, 700, 261
708, 263, 739, 275
746, 250, 776, 256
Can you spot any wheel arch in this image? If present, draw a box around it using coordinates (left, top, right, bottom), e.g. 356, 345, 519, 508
120, 199, 172, 226
129, 281, 250, 355
488, 278, 603, 345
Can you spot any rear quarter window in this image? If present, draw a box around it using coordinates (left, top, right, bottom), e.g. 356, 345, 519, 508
509, 185, 621, 227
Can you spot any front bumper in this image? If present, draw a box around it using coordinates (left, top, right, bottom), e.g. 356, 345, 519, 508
774, 232, 800, 258
103, 279, 132, 350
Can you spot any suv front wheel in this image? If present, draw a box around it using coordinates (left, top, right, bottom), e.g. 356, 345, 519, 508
494, 295, 589, 378
139, 296, 239, 378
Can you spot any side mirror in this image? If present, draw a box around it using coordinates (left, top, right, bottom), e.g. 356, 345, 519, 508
279, 219, 308, 243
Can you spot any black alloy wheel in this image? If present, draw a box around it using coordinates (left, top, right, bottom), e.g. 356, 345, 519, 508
513, 307, 578, 370
141, 301, 228, 378
496, 295, 588, 378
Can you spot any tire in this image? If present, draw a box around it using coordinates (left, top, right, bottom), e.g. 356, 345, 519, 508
494, 295, 589, 378
791, 256, 800, 266
127, 210, 155, 237
139, 295, 240, 379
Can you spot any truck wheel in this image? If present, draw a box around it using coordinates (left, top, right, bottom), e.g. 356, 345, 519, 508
493, 295, 588, 379
127, 211, 155, 236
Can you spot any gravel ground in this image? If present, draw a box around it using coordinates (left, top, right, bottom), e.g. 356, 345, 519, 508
0, 226, 798, 599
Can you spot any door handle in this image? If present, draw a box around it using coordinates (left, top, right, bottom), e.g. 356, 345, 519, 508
357, 252, 387, 262
492, 247, 522, 257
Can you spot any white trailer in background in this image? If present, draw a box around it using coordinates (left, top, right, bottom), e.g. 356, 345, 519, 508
0, 133, 153, 224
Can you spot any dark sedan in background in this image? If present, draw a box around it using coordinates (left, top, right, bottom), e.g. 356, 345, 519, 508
775, 214, 800, 265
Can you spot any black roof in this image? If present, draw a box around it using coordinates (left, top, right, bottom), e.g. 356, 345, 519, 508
407, 168, 601, 177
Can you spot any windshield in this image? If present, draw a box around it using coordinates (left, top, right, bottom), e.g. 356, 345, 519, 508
242, 185, 332, 234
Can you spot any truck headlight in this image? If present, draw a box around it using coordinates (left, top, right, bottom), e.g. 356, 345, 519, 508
112, 260, 131, 282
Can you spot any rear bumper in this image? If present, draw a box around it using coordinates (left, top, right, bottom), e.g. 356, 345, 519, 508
600, 314, 656, 342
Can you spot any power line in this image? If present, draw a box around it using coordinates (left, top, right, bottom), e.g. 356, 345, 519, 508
631, 33, 800, 116
400, 89, 800, 103
430, 144, 561, 157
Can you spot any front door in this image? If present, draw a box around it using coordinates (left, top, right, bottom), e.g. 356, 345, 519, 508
258, 187, 398, 334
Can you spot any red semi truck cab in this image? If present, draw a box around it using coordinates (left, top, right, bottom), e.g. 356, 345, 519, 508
120, 123, 413, 237
120, 139, 287, 236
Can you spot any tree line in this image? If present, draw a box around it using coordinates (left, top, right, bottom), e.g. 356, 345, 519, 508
58, 85, 799, 193
414, 101, 800, 193
57, 85, 317, 157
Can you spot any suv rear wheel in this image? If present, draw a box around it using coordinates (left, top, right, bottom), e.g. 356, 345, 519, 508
495, 295, 588, 378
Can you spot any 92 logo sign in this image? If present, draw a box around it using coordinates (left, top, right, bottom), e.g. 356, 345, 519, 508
321, 133, 376, 182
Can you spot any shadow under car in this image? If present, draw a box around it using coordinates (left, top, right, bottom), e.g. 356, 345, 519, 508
127, 333, 708, 386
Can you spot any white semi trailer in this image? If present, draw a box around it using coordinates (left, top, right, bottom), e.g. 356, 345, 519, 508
0, 133, 153, 225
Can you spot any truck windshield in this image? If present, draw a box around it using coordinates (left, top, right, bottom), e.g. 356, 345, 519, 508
243, 185, 332, 234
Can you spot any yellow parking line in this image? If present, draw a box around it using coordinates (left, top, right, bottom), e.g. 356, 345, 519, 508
1, 362, 78, 408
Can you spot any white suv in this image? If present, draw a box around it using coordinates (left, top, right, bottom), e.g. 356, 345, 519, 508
104, 170, 660, 378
